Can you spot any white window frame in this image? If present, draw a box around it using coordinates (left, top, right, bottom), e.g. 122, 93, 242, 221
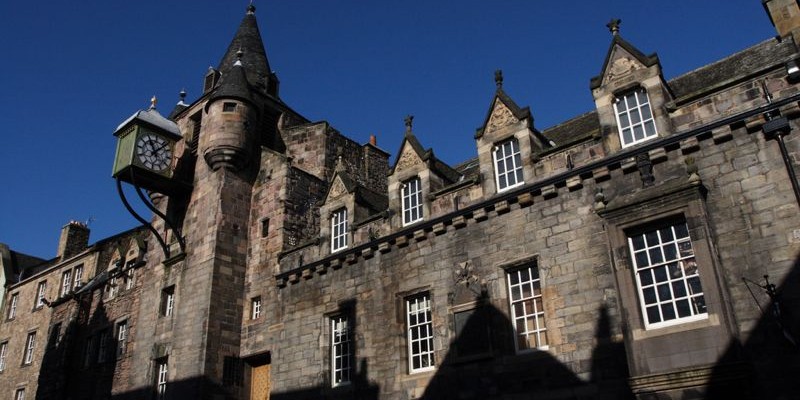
401, 177, 424, 226
156, 358, 168, 399
331, 208, 349, 253
15, 388, 25, 400
0, 341, 7, 371
629, 221, 708, 330
35, 281, 47, 309
106, 277, 118, 300
406, 294, 435, 373
23, 331, 36, 365
61, 270, 72, 297
330, 315, 352, 387
124, 261, 136, 290
507, 264, 548, 352
614, 88, 658, 148
7, 293, 18, 319
161, 287, 175, 317
116, 321, 127, 357
492, 138, 524, 192
73, 265, 84, 289
251, 297, 262, 320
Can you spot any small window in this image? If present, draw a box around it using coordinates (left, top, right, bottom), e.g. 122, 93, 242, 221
15, 388, 25, 400
251, 296, 262, 320
61, 270, 73, 297
73, 265, 84, 289
160, 286, 175, 317
614, 88, 658, 147
83, 336, 95, 368
507, 263, 548, 351
7, 293, 18, 319
406, 293, 435, 373
124, 261, 136, 290
106, 277, 118, 300
189, 112, 202, 156
23, 331, 36, 365
97, 329, 110, 363
331, 315, 352, 386
261, 218, 270, 238
116, 321, 128, 358
223, 356, 244, 387
48, 323, 62, 348
401, 177, 424, 226
331, 208, 349, 253
628, 220, 707, 329
223, 102, 237, 112
35, 281, 47, 309
155, 357, 169, 399
0, 341, 8, 371
493, 138, 524, 192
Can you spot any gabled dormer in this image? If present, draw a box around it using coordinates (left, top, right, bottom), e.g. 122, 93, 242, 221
320, 161, 387, 254
388, 116, 461, 227
591, 19, 674, 152
475, 71, 546, 195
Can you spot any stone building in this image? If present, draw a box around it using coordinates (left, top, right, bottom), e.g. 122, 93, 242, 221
2, 1, 800, 399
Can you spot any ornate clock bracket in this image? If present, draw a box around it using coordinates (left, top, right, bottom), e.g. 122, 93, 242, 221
116, 170, 186, 260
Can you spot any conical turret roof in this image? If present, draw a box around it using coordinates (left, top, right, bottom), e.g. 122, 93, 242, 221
217, 4, 271, 93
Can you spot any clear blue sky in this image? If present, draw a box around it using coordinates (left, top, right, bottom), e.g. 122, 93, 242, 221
0, 1, 776, 258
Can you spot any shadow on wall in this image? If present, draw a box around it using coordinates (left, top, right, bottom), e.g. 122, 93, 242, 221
420, 299, 632, 399
705, 253, 800, 400
268, 295, 632, 400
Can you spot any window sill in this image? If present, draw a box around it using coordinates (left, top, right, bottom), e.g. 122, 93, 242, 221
401, 368, 436, 381
632, 313, 718, 340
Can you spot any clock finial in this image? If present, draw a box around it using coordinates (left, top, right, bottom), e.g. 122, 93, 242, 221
150, 95, 158, 110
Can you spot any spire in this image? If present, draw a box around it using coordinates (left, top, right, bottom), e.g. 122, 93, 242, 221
217, 4, 272, 94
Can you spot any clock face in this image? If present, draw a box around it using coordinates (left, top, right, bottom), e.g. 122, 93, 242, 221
135, 133, 173, 172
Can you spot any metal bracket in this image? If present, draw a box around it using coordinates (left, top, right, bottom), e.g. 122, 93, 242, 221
116, 170, 186, 259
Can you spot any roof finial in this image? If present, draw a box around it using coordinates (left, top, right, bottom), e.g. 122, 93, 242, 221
247, 0, 256, 15
404, 115, 414, 134
150, 95, 157, 110
494, 69, 503, 88
606, 18, 621, 36
179, 88, 187, 101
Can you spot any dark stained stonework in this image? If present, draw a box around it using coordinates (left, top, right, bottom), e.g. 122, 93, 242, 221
2, 3, 800, 400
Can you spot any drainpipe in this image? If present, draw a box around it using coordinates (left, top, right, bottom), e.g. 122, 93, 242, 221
762, 114, 800, 208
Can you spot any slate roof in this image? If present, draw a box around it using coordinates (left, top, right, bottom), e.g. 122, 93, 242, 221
541, 111, 600, 148
115, 107, 181, 138
217, 4, 271, 95
208, 61, 254, 107
332, 172, 388, 214
668, 37, 795, 101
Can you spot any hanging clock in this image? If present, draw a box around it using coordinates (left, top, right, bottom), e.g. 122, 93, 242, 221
112, 100, 187, 195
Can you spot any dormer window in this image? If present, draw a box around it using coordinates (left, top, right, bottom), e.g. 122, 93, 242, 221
614, 88, 657, 148
493, 138, 524, 192
331, 208, 349, 253
401, 177, 423, 226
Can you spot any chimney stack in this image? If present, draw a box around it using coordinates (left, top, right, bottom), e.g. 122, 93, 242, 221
764, 0, 800, 47
57, 221, 90, 261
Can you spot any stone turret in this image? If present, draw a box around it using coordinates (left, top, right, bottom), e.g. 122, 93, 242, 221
204, 55, 257, 171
